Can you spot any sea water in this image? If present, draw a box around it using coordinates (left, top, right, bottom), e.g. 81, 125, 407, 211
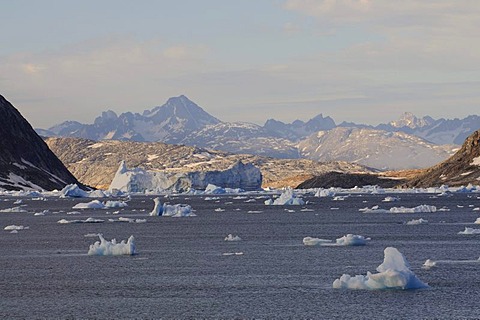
1, 193, 480, 319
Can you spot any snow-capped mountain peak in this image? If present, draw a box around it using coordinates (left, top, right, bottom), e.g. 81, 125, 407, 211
390, 112, 435, 129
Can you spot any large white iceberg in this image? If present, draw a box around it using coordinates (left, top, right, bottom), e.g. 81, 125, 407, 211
333, 247, 429, 290
109, 160, 262, 193
265, 189, 305, 206
88, 234, 136, 256
149, 197, 194, 217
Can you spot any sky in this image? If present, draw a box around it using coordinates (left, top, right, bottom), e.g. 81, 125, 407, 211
1, 0, 479, 128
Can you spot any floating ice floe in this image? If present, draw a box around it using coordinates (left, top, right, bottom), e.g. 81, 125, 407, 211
214, 208, 225, 212
104, 201, 128, 208
72, 200, 105, 209
224, 234, 242, 241
0, 206, 28, 213
108, 217, 146, 223
60, 184, 89, 198
458, 227, 480, 235
57, 217, 104, 224
360, 205, 436, 213
264, 189, 305, 206
303, 234, 369, 246
333, 247, 429, 290
475, 218, 480, 224
302, 237, 332, 246
382, 196, 400, 202
406, 218, 429, 225
4, 225, 29, 231
222, 252, 244, 256
88, 234, 136, 256
34, 210, 49, 216
149, 197, 195, 217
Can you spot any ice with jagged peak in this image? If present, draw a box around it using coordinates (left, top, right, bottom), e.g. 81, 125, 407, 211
265, 189, 305, 206
61, 184, 89, 198
88, 234, 136, 256
109, 160, 261, 193
149, 197, 194, 217
360, 204, 436, 213
225, 234, 242, 241
333, 247, 429, 290
458, 227, 480, 235
314, 188, 336, 197
406, 218, 428, 225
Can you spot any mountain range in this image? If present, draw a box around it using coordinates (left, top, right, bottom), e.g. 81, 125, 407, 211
37, 95, 479, 170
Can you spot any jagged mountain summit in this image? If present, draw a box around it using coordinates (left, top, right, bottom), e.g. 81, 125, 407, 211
43, 95, 221, 143
0, 95, 81, 191
389, 112, 435, 129
298, 127, 456, 170
405, 129, 480, 187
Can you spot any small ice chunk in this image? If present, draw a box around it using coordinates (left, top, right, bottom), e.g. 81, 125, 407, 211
382, 196, 400, 202
225, 234, 242, 241
88, 234, 136, 256
335, 234, 369, 246
422, 259, 437, 269
474, 217, 480, 224
406, 218, 429, 225
333, 247, 429, 290
265, 189, 305, 206
458, 227, 480, 235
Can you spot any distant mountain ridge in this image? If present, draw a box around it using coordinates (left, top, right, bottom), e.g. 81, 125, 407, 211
37, 95, 479, 170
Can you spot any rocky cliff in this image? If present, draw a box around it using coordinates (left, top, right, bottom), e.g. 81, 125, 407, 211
0, 95, 80, 190
45, 137, 374, 189
405, 129, 480, 187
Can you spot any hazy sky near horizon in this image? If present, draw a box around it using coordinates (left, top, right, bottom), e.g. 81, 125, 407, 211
1, 0, 479, 128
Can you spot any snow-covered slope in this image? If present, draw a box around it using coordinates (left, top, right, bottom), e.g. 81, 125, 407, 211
298, 127, 456, 170
181, 122, 299, 158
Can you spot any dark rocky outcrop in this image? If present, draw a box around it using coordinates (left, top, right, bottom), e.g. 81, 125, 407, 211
0, 95, 81, 190
404, 129, 480, 187
296, 171, 404, 189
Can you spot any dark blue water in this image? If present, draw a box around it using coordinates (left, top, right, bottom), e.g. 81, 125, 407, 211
1, 192, 480, 319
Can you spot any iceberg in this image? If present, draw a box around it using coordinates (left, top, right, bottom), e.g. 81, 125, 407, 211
333, 247, 429, 290
265, 189, 305, 206
60, 184, 88, 198
360, 205, 436, 213
88, 234, 136, 256
149, 197, 194, 217
109, 160, 262, 193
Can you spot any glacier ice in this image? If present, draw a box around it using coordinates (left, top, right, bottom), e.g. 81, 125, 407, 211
333, 247, 429, 290
88, 234, 136, 256
109, 160, 262, 193
335, 234, 370, 246
302, 237, 332, 246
